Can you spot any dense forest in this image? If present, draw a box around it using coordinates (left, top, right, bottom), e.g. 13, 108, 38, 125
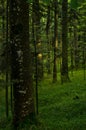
0, 0, 86, 129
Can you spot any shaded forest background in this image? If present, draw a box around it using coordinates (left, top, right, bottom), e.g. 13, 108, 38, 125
0, 0, 86, 129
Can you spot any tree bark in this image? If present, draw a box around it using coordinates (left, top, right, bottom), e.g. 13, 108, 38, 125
9, 0, 35, 127
53, 0, 58, 83
33, 0, 43, 80
46, 5, 51, 74
61, 0, 70, 83
74, 20, 78, 70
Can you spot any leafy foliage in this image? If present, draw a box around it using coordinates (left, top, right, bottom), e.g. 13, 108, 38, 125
70, 0, 78, 9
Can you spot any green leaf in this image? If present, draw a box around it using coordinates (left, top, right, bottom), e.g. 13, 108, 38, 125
43, 0, 51, 4
26, 0, 33, 3
27, 0, 51, 4
70, 0, 78, 9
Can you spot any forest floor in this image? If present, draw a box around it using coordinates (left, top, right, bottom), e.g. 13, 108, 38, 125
0, 70, 86, 130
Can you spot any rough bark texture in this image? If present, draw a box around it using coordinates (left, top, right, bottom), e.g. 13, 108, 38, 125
9, 0, 35, 127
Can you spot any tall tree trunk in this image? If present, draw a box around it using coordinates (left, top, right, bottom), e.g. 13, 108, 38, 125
9, 0, 35, 127
32, 1, 39, 114
1, 0, 9, 118
74, 20, 78, 70
33, 0, 43, 80
70, 42, 74, 76
61, 0, 70, 83
46, 5, 51, 74
69, 26, 74, 76
53, 0, 58, 83
5, 0, 9, 118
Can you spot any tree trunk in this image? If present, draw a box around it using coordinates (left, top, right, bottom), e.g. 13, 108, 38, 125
74, 20, 78, 70
33, 0, 43, 80
61, 0, 70, 83
53, 0, 58, 83
46, 5, 51, 74
5, 0, 9, 118
9, 0, 35, 127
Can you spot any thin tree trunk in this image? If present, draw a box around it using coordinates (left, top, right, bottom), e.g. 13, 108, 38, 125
33, 0, 43, 80
69, 26, 74, 76
32, 2, 39, 114
46, 5, 51, 74
61, 0, 70, 83
5, 0, 9, 118
74, 20, 78, 70
53, 0, 58, 83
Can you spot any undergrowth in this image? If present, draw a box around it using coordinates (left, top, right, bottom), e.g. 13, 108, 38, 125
0, 70, 86, 130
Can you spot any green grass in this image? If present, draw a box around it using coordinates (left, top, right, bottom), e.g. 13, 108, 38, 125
0, 70, 86, 130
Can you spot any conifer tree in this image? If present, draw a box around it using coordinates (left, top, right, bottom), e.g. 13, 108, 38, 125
9, 0, 35, 127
